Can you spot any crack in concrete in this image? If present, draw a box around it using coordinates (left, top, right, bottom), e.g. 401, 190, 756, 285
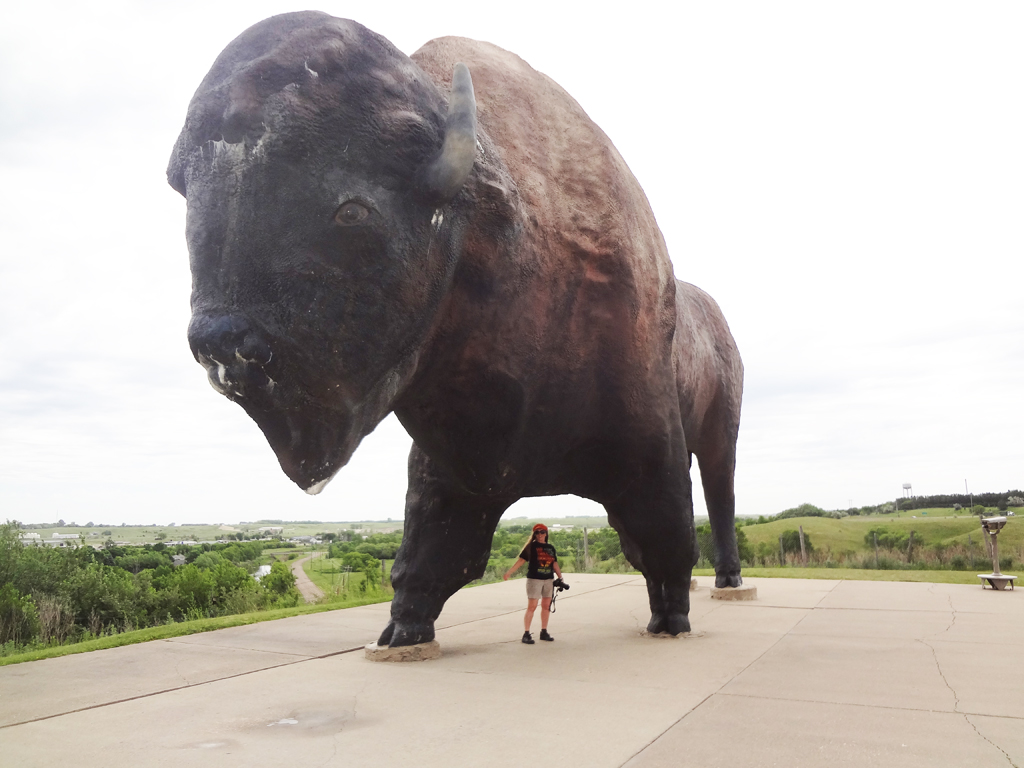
316, 683, 367, 768
966, 714, 1022, 768
918, 595, 1018, 768
0, 644, 367, 730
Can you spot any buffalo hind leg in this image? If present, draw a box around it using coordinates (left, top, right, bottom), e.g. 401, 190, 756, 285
378, 447, 512, 647
697, 441, 742, 588
606, 475, 696, 636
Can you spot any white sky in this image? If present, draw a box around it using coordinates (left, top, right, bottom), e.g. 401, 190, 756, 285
1, 1, 1021, 526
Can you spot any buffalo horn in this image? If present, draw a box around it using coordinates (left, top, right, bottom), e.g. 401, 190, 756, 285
418, 63, 477, 203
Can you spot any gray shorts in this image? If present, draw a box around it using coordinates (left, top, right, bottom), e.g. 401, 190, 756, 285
526, 578, 554, 600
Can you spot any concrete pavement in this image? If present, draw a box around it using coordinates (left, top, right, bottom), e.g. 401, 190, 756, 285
1, 575, 1021, 767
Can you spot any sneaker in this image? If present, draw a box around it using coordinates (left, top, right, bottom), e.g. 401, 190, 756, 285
522, 631, 535, 644
539, 629, 554, 641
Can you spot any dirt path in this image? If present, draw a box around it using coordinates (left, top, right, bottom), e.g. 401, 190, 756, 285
290, 552, 325, 603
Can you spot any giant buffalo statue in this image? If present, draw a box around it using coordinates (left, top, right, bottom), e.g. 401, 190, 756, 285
169, 11, 743, 646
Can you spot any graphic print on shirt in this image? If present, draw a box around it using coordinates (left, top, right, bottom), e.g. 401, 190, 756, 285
520, 542, 558, 579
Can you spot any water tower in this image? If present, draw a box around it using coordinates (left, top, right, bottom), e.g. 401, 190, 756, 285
902, 483, 913, 499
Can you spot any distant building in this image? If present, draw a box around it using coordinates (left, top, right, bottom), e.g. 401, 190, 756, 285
259, 526, 284, 535
172, 555, 187, 568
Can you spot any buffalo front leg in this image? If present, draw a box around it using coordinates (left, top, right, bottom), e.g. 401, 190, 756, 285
606, 470, 696, 636
378, 448, 512, 648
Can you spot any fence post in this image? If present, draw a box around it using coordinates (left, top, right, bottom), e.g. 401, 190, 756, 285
798, 526, 807, 566
873, 532, 879, 569
583, 527, 589, 572
907, 531, 915, 563
968, 534, 974, 570
382, 558, 386, 588
779, 535, 785, 567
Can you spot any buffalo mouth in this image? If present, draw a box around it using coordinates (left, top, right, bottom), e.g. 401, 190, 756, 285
240, 402, 360, 494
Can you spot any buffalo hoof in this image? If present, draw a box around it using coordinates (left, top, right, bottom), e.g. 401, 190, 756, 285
715, 571, 743, 589
377, 619, 435, 648
646, 612, 691, 636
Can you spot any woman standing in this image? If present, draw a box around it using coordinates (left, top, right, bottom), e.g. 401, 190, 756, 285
504, 523, 563, 643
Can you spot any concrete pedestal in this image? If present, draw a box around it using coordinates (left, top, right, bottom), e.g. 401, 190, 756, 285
690, 578, 698, 591
978, 573, 1017, 590
364, 640, 441, 662
710, 584, 758, 601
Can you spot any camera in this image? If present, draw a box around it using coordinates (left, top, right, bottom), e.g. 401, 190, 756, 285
552, 578, 569, 591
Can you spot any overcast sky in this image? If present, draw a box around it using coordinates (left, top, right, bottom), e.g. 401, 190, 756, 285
1, 1, 1021, 526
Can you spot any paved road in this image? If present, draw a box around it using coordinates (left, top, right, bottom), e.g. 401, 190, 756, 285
2, 576, 1022, 767
289, 552, 325, 603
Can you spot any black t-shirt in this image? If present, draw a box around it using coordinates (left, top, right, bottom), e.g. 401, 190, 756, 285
519, 541, 558, 580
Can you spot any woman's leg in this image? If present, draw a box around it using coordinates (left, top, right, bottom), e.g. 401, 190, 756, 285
539, 597, 552, 629
524, 598, 539, 630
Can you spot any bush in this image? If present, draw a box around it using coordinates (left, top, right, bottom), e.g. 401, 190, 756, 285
781, 529, 813, 554
361, 558, 382, 592
0, 584, 39, 645
776, 504, 829, 520
262, 561, 297, 598
864, 528, 908, 551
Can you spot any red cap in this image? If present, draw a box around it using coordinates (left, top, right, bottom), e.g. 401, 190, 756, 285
533, 523, 548, 533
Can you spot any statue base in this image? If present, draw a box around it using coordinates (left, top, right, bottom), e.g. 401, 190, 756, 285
364, 640, 441, 662
644, 629, 705, 639
710, 585, 757, 601
978, 574, 1017, 591
690, 578, 698, 591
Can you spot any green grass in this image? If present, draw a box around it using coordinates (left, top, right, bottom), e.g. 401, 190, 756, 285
742, 511, 1024, 553
0, 593, 392, 667
302, 553, 395, 596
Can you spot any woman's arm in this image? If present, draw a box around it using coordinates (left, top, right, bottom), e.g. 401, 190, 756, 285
504, 558, 526, 580
553, 560, 563, 579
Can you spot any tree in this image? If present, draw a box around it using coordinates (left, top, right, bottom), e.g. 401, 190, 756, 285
261, 561, 297, 597
735, 526, 754, 563
361, 557, 382, 592
781, 529, 813, 554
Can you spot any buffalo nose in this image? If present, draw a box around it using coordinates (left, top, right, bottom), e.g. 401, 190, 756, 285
187, 313, 276, 399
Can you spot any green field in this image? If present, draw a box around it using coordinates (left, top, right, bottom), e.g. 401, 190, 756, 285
302, 553, 395, 596
743, 509, 1024, 554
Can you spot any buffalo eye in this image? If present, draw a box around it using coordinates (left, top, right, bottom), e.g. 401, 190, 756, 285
334, 201, 370, 226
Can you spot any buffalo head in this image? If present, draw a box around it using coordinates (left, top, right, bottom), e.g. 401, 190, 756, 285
167, 12, 477, 492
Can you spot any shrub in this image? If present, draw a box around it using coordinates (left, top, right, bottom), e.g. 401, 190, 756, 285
361, 558, 382, 592
262, 561, 297, 598
0, 584, 39, 645
781, 529, 813, 554
864, 528, 908, 551
36, 594, 75, 643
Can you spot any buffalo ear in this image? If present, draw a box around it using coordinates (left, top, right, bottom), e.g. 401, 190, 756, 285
416, 63, 477, 204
